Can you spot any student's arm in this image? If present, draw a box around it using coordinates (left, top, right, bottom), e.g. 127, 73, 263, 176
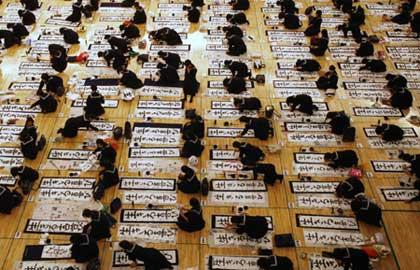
29, 99, 41, 109
240, 123, 250, 136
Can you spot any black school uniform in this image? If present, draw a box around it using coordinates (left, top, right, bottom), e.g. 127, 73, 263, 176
155, 28, 183, 45
84, 211, 112, 240
108, 36, 129, 53
9, 23, 29, 39
177, 207, 205, 232
157, 64, 180, 85
235, 215, 269, 239
263, 256, 294, 270
84, 92, 105, 118
20, 10, 36, 25
124, 245, 173, 269
58, 115, 99, 138
20, 135, 39, 160
187, 7, 200, 23
356, 40, 374, 57
121, 25, 140, 39
61, 28, 79, 44
98, 166, 120, 189
21, 0, 40, 11
71, 234, 99, 263
0, 30, 21, 48
19, 125, 37, 142
296, 59, 321, 72
386, 74, 407, 90
241, 117, 271, 140
39, 75, 64, 95
310, 37, 328, 56
351, 196, 382, 227
283, 13, 302, 29
178, 167, 201, 194
0, 186, 23, 214
328, 150, 359, 168
94, 144, 117, 166
66, 2, 83, 22
120, 70, 143, 89
316, 71, 338, 90
227, 35, 247, 56
133, 8, 147, 24
121, 0, 135, 7
410, 12, 420, 35
223, 25, 244, 38
237, 142, 265, 165
336, 177, 365, 199
103, 49, 126, 71
182, 119, 205, 139
378, 124, 404, 141
228, 12, 249, 25
232, 0, 250, 10
288, 94, 317, 115
304, 16, 322, 36
181, 136, 204, 158
161, 52, 182, 69
359, 60, 386, 72
227, 61, 249, 77
30, 93, 58, 113
252, 163, 281, 185
392, 11, 412, 25
14, 166, 39, 183
236, 97, 262, 112
183, 65, 200, 97
390, 88, 413, 110
326, 111, 350, 135
334, 248, 370, 270
226, 77, 246, 94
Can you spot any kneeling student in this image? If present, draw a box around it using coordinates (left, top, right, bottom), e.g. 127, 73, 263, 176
375, 124, 404, 142
177, 197, 205, 232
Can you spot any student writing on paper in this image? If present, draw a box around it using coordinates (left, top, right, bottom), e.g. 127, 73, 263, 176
358, 58, 386, 73
355, 38, 374, 57
331, 248, 370, 270
21, 0, 40, 11
310, 29, 329, 57
177, 197, 205, 232
18, 9, 36, 25
229, 0, 250, 11
228, 215, 269, 239
84, 85, 105, 118
257, 255, 294, 270
280, 11, 302, 30
375, 124, 404, 142
222, 25, 244, 38
304, 10, 322, 36
60, 27, 80, 44
120, 23, 140, 40
183, 60, 200, 103
181, 134, 204, 158
70, 233, 99, 263
158, 51, 182, 69
49, 44, 68, 72
234, 97, 262, 112
244, 163, 283, 185
324, 150, 359, 168
381, 87, 413, 110
399, 152, 420, 178
57, 114, 99, 138
120, 69, 144, 89
226, 12, 250, 25
0, 30, 21, 49
336, 177, 365, 199
385, 74, 408, 90
177, 165, 201, 194
225, 60, 251, 78
182, 114, 205, 139
316, 65, 338, 90
152, 63, 180, 86
278, 0, 298, 14
239, 116, 272, 140
149, 28, 183, 45
0, 185, 23, 214
226, 34, 247, 56
119, 240, 174, 269
98, 49, 127, 72
294, 59, 321, 72
6, 23, 29, 40
286, 94, 318, 115
82, 209, 112, 240
223, 77, 247, 94
106, 35, 129, 53
30, 92, 58, 113
351, 195, 382, 227
233, 141, 265, 165
325, 111, 351, 135
94, 163, 120, 200
94, 139, 117, 167
38, 73, 65, 97
10, 166, 39, 195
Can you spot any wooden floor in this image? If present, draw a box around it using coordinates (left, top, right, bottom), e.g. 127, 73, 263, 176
0, 0, 419, 269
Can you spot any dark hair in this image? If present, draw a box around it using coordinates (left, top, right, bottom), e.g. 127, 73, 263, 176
223, 78, 230, 87
97, 51, 104, 57
189, 197, 201, 209
332, 248, 348, 260
321, 29, 328, 38
6, 23, 13, 28
329, 65, 336, 71
414, 180, 420, 191
119, 25, 125, 31
375, 125, 384, 135
316, 10, 322, 16
224, 60, 232, 66
362, 58, 369, 64
82, 209, 92, 217
119, 240, 133, 250
10, 167, 20, 177
232, 141, 241, 148
239, 116, 250, 123
350, 197, 364, 211
25, 117, 34, 126
226, 14, 233, 21
233, 98, 241, 106
96, 138, 105, 146
324, 152, 334, 161
286, 96, 295, 105
385, 73, 394, 81
230, 215, 244, 224
91, 85, 98, 92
